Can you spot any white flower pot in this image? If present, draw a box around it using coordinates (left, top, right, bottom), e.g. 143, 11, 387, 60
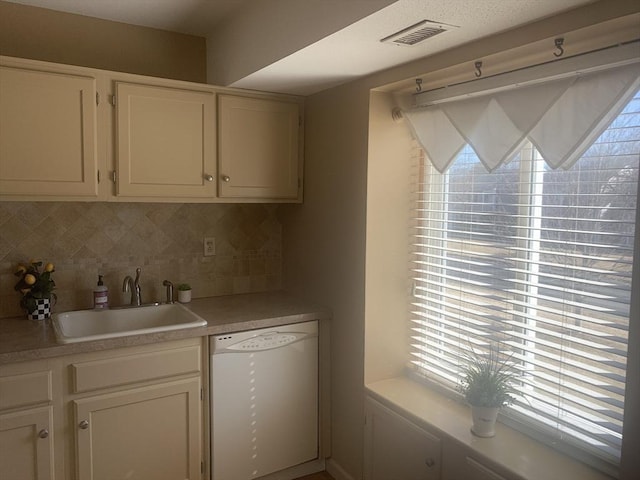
178, 290, 192, 303
470, 406, 500, 438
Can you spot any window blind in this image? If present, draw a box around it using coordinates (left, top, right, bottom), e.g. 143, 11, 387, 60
409, 90, 639, 470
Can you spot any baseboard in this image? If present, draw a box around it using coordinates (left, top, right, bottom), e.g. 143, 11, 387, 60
326, 458, 356, 480
257, 459, 325, 480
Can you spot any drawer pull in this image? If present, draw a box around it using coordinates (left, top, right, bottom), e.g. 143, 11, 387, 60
38, 428, 49, 439
79, 420, 89, 430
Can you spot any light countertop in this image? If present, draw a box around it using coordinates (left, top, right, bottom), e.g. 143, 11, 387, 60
0, 291, 331, 365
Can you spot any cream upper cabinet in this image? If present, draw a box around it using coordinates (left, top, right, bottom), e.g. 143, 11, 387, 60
0, 65, 99, 199
218, 95, 301, 200
0, 56, 304, 202
115, 82, 217, 198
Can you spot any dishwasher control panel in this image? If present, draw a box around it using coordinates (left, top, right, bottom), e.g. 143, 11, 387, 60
231, 333, 298, 351
210, 321, 318, 354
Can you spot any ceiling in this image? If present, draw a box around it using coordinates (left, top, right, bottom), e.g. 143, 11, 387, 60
4, 0, 597, 95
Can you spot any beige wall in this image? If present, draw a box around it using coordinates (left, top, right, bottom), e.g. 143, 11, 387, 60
364, 91, 414, 385
281, 78, 370, 477
206, 0, 394, 87
282, 1, 640, 478
0, 0, 206, 83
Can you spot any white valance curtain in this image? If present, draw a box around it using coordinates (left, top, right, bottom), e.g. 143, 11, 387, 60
404, 62, 640, 173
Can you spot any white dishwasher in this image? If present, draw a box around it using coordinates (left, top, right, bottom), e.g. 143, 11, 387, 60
210, 320, 318, 480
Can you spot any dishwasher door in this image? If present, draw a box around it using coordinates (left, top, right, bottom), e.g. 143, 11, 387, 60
210, 320, 318, 480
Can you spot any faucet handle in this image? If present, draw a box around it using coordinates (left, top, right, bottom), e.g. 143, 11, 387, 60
162, 280, 174, 304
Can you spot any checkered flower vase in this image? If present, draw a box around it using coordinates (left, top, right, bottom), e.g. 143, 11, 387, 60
27, 298, 51, 321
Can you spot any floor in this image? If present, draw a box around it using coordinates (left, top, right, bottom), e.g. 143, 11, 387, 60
295, 472, 334, 480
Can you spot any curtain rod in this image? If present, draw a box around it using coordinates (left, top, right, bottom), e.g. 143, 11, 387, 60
413, 39, 640, 107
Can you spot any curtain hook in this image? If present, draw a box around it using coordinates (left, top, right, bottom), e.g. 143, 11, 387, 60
474, 61, 483, 78
554, 37, 565, 57
415, 78, 423, 93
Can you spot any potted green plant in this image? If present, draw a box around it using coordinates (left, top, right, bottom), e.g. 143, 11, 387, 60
458, 346, 517, 438
13, 260, 57, 320
177, 283, 192, 303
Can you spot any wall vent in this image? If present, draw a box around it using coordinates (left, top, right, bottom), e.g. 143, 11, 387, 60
381, 20, 457, 46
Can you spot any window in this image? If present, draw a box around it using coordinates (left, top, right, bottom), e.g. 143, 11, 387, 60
408, 90, 639, 471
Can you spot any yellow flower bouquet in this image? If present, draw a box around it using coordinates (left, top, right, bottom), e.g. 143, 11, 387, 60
14, 260, 57, 316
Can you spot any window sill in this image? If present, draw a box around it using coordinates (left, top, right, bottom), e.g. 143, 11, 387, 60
365, 376, 612, 480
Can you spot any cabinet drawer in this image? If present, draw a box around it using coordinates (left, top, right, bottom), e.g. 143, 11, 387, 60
71, 345, 201, 393
0, 371, 52, 411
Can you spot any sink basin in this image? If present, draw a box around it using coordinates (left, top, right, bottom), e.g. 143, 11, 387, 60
52, 303, 208, 344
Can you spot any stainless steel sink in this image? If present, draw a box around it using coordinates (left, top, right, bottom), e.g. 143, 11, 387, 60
52, 303, 207, 344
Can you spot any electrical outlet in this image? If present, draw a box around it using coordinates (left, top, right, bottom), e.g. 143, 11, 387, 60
204, 237, 216, 256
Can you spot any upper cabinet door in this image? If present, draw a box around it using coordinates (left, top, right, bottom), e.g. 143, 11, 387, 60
0, 66, 98, 198
115, 82, 216, 198
218, 95, 301, 200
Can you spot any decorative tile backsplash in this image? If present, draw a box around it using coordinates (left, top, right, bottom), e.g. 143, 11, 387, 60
0, 202, 282, 318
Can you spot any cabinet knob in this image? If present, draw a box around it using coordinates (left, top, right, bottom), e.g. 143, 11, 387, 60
79, 420, 89, 430
425, 457, 435, 468
204, 174, 214, 182
38, 428, 49, 439
221, 175, 231, 183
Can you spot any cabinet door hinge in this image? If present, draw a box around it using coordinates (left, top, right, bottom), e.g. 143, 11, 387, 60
111, 171, 117, 184
96, 92, 100, 105
109, 94, 116, 106
97, 170, 100, 184
299, 116, 303, 127
201, 461, 205, 475
200, 388, 204, 401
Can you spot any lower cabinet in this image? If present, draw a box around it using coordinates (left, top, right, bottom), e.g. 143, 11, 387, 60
74, 378, 201, 480
364, 397, 441, 480
0, 406, 54, 480
65, 338, 203, 480
0, 338, 204, 480
364, 395, 516, 480
441, 440, 509, 480
0, 363, 56, 480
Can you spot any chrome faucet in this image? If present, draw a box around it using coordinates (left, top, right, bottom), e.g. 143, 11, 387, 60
162, 280, 174, 304
122, 267, 142, 306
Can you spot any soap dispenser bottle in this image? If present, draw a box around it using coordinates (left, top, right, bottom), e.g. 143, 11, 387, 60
93, 275, 109, 309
